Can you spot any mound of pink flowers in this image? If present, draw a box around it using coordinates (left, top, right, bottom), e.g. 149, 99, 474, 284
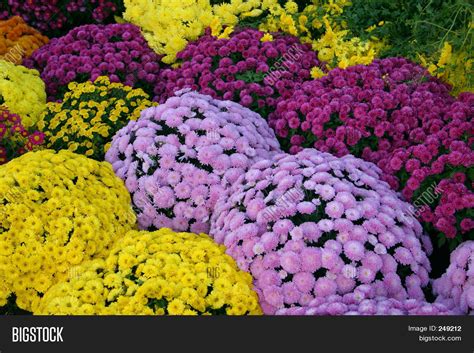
23, 23, 163, 101
433, 241, 474, 314
159, 28, 323, 118
210, 149, 432, 314
106, 90, 281, 233
269, 57, 456, 156
276, 287, 458, 315
0, 0, 122, 37
383, 92, 474, 244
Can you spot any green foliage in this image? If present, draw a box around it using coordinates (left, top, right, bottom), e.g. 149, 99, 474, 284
235, 70, 266, 83
341, 0, 473, 59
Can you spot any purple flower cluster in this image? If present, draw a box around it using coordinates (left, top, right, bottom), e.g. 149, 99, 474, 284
0, 0, 122, 37
210, 149, 432, 314
106, 90, 281, 233
159, 28, 323, 118
433, 241, 474, 314
275, 288, 458, 315
23, 23, 163, 101
270, 57, 455, 157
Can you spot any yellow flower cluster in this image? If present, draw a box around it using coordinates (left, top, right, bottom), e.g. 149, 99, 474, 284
35, 229, 262, 315
123, 0, 277, 64
0, 150, 136, 312
419, 42, 473, 94
123, 0, 213, 64
259, 1, 383, 71
0, 60, 46, 128
38, 76, 155, 160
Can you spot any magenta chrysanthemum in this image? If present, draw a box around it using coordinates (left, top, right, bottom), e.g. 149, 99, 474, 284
106, 90, 281, 233
433, 241, 474, 314
23, 23, 163, 101
382, 92, 474, 244
270, 57, 456, 156
210, 149, 432, 314
159, 28, 324, 118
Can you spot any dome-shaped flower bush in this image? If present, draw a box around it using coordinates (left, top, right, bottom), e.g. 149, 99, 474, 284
0, 150, 136, 312
38, 76, 156, 160
0, 107, 44, 165
0, 0, 123, 37
433, 241, 474, 314
0, 59, 46, 127
0, 16, 49, 65
35, 228, 262, 315
211, 149, 432, 314
159, 28, 323, 118
381, 92, 474, 247
269, 57, 456, 156
23, 23, 164, 101
275, 288, 457, 315
106, 90, 280, 233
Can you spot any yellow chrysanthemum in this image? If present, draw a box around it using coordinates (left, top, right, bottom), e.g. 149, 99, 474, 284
0, 59, 46, 127
260, 32, 274, 42
38, 76, 156, 161
259, 1, 381, 70
0, 150, 136, 312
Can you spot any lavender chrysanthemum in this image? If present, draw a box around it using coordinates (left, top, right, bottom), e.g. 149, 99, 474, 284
106, 90, 281, 233
210, 149, 432, 314
275, 288, 458, 315
433, 241, 474, 314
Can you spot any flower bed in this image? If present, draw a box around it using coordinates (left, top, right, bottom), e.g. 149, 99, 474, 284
0, 0, 473, 317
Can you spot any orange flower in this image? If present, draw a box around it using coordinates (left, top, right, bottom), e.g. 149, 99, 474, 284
0, 16, 49, 64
